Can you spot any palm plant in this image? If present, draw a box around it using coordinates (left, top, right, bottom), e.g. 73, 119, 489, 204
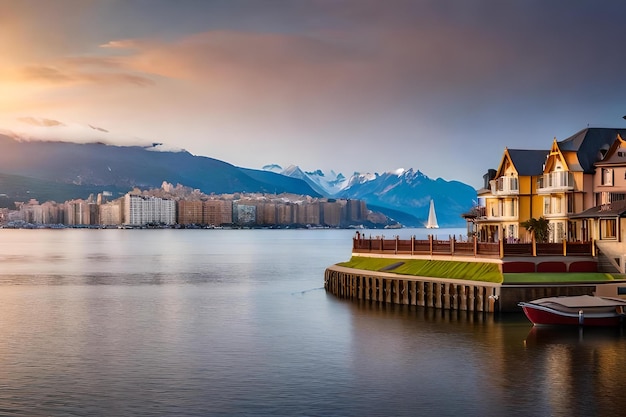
521, 217, 550, 243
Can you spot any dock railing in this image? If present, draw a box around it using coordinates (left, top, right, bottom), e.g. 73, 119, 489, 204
352, 235, 593, 258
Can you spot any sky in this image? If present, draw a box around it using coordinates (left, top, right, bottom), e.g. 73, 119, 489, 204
2, 0, 626, 189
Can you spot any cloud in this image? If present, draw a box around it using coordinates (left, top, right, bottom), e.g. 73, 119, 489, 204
0, 118, 149, 146
3, 0, 626, 187
18, 62, 155, 87
17, 117, 66, 127
89, 124, 109, 133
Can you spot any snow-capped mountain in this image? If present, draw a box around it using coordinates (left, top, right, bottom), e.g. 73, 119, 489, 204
271, 165, 476, 227
338, 168, 476, 227
261, 164, 283, 174
262, 164, 348, 196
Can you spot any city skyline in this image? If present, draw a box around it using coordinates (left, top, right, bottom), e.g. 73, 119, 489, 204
0, 187, 373, 229
2, 1, 626, 188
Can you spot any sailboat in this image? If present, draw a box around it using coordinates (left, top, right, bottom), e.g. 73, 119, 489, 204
425, 199, 439, 229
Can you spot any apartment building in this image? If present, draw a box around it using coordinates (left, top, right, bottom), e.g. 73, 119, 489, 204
321, 201, 341, 227
177, 200, 203, 225
99, 199, 123, 225
203, 199, 233, 226
65, 199, 97, 226
124, 193, 175, 226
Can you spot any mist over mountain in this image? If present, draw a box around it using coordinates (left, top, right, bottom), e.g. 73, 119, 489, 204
0, 135, 319, 204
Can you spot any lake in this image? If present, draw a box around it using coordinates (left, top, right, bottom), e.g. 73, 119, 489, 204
0, 228, 624, 416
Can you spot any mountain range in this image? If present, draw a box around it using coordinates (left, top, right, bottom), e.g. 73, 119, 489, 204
0, 133, 476, 227
264, 165, 476, 227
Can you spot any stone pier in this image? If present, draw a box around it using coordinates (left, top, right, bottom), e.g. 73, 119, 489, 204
324, 265, 626, 312
324, 265, 500, 313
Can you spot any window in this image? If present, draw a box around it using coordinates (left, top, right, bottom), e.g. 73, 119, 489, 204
567, 194, 574, 213
601, 218, 617, 239
543, 197, 551, 215
556, 222, 565, 241
602, 168, 613, 186
555, 196, 562, 214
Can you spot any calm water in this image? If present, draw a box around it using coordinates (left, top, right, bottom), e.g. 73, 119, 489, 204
0, 228, 625, 417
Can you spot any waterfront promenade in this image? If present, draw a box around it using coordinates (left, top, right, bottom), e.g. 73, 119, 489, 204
352, 234, 593, 259
325, 235, 626, 313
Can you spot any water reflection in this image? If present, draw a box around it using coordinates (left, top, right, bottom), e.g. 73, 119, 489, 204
1, 229, 626, 416
524, 325, 625, 347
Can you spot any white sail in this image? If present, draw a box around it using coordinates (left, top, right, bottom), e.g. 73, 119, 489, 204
425, 199, 439, 229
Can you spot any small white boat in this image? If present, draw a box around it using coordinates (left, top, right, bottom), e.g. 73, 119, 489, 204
519, 295, 626, 327
425, 199, 438, 229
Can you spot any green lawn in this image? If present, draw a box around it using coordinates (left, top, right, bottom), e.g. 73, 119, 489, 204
336, 256, 623, 284
337, 257, 503, 283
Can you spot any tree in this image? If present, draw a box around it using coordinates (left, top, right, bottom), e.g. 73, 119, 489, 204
521, 217, 550, 243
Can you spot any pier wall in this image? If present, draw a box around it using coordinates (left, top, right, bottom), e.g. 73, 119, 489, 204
324, 265, 501, 312
324, 265, 623, 312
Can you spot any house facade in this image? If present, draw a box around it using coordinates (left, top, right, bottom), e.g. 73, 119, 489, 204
475, 148, 546, 242
475, 128, 626, 246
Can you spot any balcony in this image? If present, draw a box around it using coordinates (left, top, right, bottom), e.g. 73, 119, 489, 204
490, 176, 519, 196
542, 209, 568, 219
485, 212, 518, 222
537, 171, 574, 194
480, 204, 518, 222
471, 205, 519, 222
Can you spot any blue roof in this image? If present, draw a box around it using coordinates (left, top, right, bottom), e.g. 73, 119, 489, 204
558, 128, 626, 173
507, 149, 548, 176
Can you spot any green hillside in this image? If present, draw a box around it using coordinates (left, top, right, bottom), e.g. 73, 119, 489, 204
0, 173, 128, 208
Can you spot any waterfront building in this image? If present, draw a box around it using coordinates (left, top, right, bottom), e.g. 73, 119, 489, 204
177, 200, 203, 225
476, 128, 626, 244
99, 199, 123, 226
123, 193, 175, 226
294, 202, 307, 225
592, 134, 626, 208
569, 134, 626, 272
233, 203, 256, 225
345, 199, 366, 223
39, 201, 62, 224
276, 202, 294, 225
304, 201, 320, 225
259, 202, 277, 226
538, 129, 626, 242
203, 199, 232, 226
477, 148, 547, 242
321, 200, 341, 227
64, 199, 97, 226
0, 208, 8, 225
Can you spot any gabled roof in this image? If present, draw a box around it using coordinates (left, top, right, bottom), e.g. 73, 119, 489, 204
557, 128, 626, 173
570, 199, 626, 219
595, 134, 626, 167
544, 139, 570, 172
505, 149, 548, 176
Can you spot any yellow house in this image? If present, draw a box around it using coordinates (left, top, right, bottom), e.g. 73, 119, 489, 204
476, 148, 547, 242
474, 128, 626, 244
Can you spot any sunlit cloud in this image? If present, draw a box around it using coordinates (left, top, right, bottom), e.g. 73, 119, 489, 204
17, 117, 66, 127
18, 62, 155, 87
0, 117, 153, 147
1, 0, 625, 185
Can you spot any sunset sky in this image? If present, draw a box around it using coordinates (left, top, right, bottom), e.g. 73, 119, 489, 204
2, 0, 626, 188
